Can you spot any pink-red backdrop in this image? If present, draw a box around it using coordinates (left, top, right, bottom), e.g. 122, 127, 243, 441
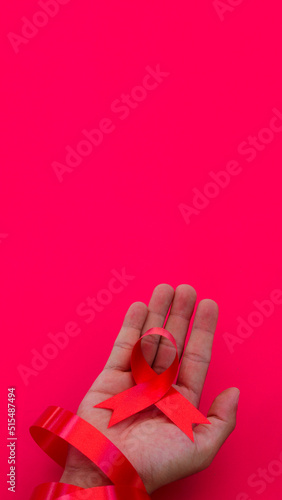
1, 1, 282, 499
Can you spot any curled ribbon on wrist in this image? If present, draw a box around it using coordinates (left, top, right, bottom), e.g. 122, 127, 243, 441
29, 406, 150, 499
94, 327, 210, 441
29, 327, 210, 499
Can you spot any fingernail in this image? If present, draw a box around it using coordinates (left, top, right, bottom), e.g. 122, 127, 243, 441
235, 389, 240, 405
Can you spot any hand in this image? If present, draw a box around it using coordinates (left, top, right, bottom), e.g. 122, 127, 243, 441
60, 284, 240, 495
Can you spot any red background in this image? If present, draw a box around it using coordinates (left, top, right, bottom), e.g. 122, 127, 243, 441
1, 1, 282, 499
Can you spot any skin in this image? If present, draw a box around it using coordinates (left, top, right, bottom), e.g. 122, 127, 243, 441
60, 284, 240, 495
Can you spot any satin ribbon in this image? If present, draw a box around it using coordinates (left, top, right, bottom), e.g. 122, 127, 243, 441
29, 406, 151, 499
94, 327, 210, 441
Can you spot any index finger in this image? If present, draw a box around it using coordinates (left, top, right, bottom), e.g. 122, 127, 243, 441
103, 301, 148, 372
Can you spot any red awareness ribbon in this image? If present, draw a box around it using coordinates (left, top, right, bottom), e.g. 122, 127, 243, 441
94, 327, 210, 441
29, 406, 151, 499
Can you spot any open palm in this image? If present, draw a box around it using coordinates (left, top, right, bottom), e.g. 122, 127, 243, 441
60, 284, 239, 495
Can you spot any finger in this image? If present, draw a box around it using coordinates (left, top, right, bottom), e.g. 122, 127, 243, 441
194, 388, 240, 467
140, 284, 175, 366
177, 299, 218, 407
152, 284, 197, 374
103, 301, 148, 372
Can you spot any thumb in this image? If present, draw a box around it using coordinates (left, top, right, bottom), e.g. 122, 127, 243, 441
194, 387, 240, 466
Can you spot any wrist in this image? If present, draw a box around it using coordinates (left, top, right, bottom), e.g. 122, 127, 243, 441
60, 465, 112, 489
60, 465, 156, 496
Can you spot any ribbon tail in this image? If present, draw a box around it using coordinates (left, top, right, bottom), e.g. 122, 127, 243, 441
156, 388, 210, 442
94, 382, 158, 427
94, 393, 131, 427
